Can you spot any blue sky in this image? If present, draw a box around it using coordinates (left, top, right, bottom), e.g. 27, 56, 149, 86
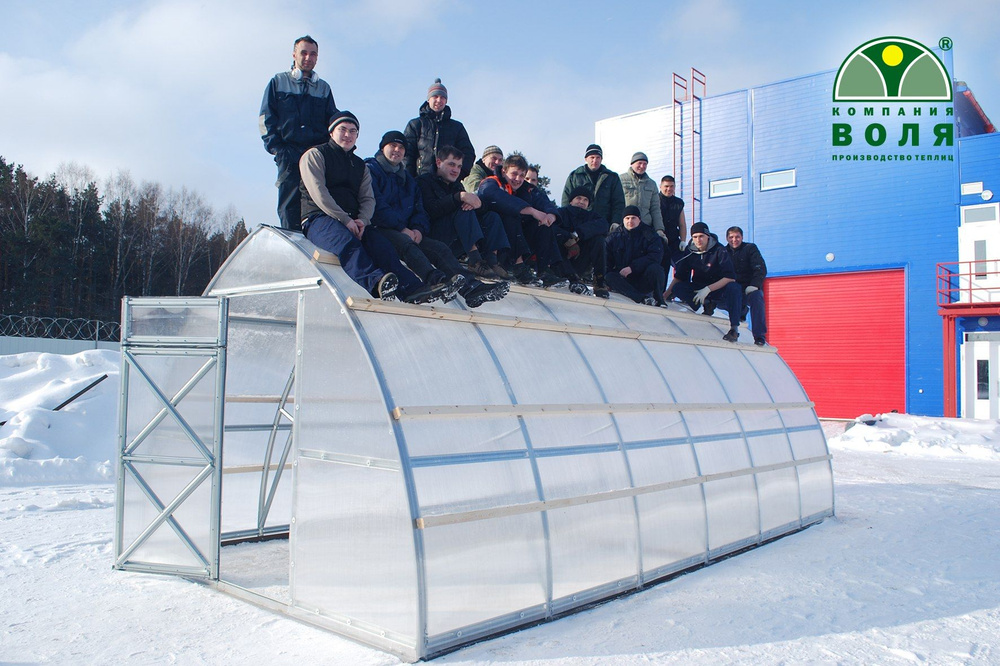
1, 0, 996, 228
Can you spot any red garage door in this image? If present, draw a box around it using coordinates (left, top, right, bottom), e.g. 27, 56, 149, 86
764, 269, 906, 419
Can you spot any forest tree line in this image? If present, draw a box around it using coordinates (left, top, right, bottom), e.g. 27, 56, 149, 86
0, 156, 249, 323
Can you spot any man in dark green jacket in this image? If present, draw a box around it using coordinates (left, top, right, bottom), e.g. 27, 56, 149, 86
561, 144, 625, 231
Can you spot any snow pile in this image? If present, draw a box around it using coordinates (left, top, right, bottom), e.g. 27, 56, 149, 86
0, 350, 120, 485
833, 412, 1000, 460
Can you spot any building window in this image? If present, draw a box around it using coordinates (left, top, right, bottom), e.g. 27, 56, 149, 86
709, 177, 742, 198
961, 203, 999, 225
760, 169, 796, 191
978, 359, 989, 400
975, 240, 988, 279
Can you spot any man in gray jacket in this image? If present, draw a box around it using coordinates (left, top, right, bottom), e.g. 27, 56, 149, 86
620, 152, 663, 235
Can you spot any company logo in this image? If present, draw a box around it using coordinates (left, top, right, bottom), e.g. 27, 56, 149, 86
833, 37, 951, 102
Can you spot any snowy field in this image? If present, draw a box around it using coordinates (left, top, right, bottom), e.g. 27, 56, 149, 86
2, 350, 999, 664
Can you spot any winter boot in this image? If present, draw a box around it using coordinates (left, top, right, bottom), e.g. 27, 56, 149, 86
374, 273, 398, 300
723, 328, 740, 343
461, 279, 510, 308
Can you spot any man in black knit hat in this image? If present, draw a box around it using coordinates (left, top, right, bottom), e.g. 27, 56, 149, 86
561, 144, 625, 231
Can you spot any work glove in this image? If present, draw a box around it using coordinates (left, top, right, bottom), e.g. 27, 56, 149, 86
745, 285, 759, 295
694, 286, 711, 305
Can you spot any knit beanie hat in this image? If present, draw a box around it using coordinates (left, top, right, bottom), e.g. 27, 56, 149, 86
691, 222, 710, 235
482, 145, 503, 159
585, 144, 603, 158
328, 110, 359, 133
428, 78, 448, 99
631, 151, 649, 164
568, 186, 592, 204
379, 130, 406, 150
623, 205, 642, 219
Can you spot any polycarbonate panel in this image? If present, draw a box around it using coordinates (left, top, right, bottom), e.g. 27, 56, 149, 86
686, 411, 759, 549
572, 336, 675, 404
291, 456, 417, 640
536, 451, 638, 600
606, 307, 688, 337
780, 407, 822, 429
746, 353, 809, 402
423, 515, 548, 637
480, 327, 603, 405
743, 422, 801, 532
127, 301, 222, 341
534, 296, 625, 328
297, 289, 399, 461
478, 290, 557, 320
661, 313, 729, 339
354, 312, 508, 407
787, 428, 830, 460
207, 227, 317, 293
628, 442, 708, 571
796, 460, 834, 518
125, 352, 219, 461
700, 347, 772, 403
220, 430, 292, 534
121, 462, 213, 568
414, 460, 546, 636
647, 343, 729, 403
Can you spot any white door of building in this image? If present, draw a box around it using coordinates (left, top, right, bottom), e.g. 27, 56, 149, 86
960, 332, 1000, 419
958, 203, 1000, 303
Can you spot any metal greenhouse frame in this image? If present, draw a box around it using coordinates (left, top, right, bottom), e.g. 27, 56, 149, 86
114, 225, 834, 661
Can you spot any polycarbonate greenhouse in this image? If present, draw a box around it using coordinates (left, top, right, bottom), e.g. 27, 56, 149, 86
114, 225, 834, 661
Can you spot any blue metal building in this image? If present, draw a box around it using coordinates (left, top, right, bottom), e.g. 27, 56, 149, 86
597, 45, 999, 418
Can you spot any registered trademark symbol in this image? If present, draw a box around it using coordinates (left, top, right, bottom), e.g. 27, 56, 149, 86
939, 37, 953, 51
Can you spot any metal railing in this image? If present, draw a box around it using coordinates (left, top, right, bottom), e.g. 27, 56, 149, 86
0, 314, 121, 342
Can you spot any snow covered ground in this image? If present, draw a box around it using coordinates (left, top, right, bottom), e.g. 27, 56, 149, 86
2, 351, 999, 664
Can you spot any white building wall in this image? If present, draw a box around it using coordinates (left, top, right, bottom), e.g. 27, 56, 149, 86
595, 106, 675, 181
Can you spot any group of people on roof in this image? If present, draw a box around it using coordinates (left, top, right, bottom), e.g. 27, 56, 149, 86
260, 36, 768, 343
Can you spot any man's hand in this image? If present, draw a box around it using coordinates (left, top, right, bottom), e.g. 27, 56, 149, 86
620, 266, 633, 278
402, 228, 422, 244
541, 213, 556, 227
694, 286, 712, 305
345, 219, 364, 239
656, 229, 667, 240
458, 191, 482, 210
745, 285, 759, 295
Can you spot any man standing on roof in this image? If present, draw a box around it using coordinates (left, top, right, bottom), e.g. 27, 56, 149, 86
726, 226, 768, 346
659, 175, 686, 258
664, 221, 743, 342
561, 144, 625, 232
366, 131, 508, 308
620, 152, 663, 235
299, 111, 448, 304
259, 35, 338, 231
463, 145, 503, 193
404, 78, 476, 180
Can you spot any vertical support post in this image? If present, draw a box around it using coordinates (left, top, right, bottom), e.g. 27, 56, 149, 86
672, 73, 688, 198
942, 313, 957, 417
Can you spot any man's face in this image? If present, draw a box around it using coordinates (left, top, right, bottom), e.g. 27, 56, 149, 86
691, 232, 710, 251
623, 214, 641, 230
504, 166, 526, 190
428, 94, 447, 113
436, 155, 462, 183
293, 41, 318, 72
585, 154, 602, 170
526, 170, 539, 186
727, 230, 743, 250
632, 160, 648, 176
660, 180, 675, 197
381, 142, 405, 166
483, 153, 502, 170
570, 195, 590, 209
330, 123, 359, 151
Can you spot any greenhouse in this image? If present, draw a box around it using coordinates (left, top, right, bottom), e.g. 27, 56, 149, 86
114, 225, 834, 661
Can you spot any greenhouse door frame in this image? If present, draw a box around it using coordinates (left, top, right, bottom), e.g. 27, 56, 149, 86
114, 296, 229, 580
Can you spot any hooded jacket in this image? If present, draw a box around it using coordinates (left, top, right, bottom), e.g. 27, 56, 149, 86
402, 101, 476, 179
672, 234, 737, 289
561, 164, 625, 230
